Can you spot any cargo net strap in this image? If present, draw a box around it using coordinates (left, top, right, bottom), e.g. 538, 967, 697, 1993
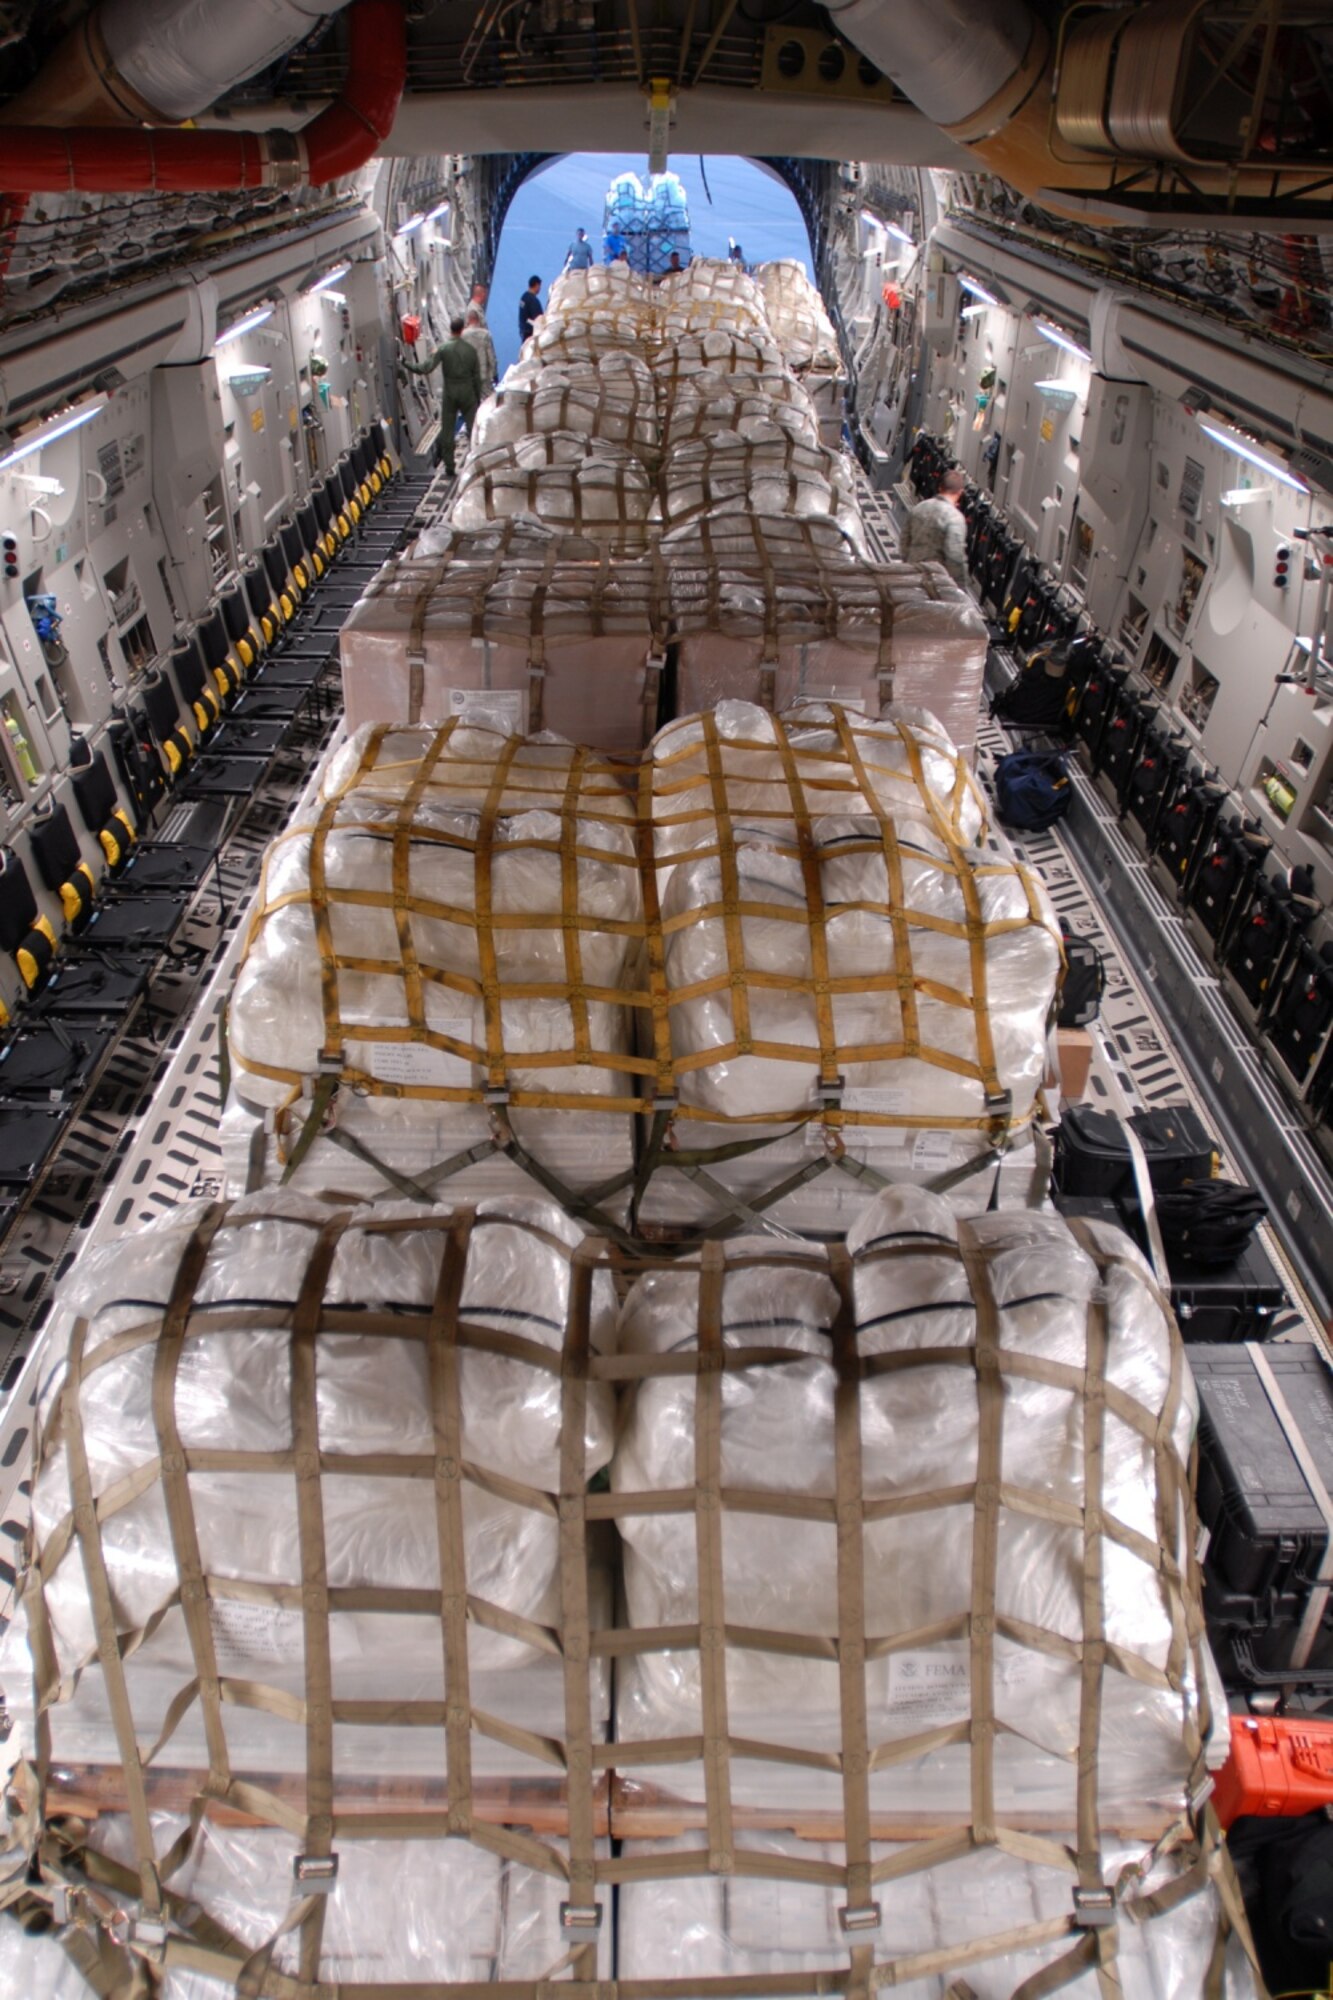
231, 719, 652, 1120
644, 707, 1040, 1143
665, 550, 904, 668
225, 712, 1047, 1231
489, 382, 660, 458
394, 545, 670, 662
10, 1210, 1248, 1998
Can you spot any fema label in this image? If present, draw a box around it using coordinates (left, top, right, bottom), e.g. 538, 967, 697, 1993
446, 685, 523, 733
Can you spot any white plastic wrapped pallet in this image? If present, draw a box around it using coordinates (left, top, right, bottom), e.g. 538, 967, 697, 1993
0, 1817, 610, 1995
3, 1194, 615, 1785
613, 1188, 1220, 1824
656, 432, 864, 552
547, 261, 653, 314
639, 702, 1052, 1230
666, 543, 986, 723
225, 724, 641, 1208
339, 520, 665, 750
472, 352, 659, 462
451, 431, 654, 540
617, 1832, 1258, 1998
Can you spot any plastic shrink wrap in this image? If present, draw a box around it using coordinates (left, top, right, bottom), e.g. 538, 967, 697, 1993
640, 701, 1043, 1227
649, 701, 987, 866
656, 259, 766, 316
2, 1194, 615, 1786
613, 1189, 1218, 1824
339, 520, 666, 749
656, 433, 863, 552
224, 723, 642, 1208
472, 352, 659, 462
654, 329, 789, 393
450, 431, 654, 540
547, 260, 654, 314
668, 548, 985, 721
754, 260, 846, 441
0, 1817, 609, 1996
617, 1832, 1259, 1999
530, 308, 654, 368
661, 373, 820, 450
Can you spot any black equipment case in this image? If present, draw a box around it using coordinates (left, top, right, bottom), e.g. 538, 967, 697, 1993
1189, 1342, 1333, 1687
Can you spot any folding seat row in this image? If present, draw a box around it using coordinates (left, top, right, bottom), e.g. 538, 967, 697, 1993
0, 422, 401, 1205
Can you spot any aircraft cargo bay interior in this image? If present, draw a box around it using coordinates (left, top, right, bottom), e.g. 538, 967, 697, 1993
0, 3, 1330, 1996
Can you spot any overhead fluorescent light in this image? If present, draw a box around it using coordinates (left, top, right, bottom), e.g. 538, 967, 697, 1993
1198, 418, 1308, 493
859, 209, 914, 246
961, 303, 989, 320
426, 200, 450, 222
1035, 319, 1092, 364
217, 305, 274, 345
398, 212, 427, 235
307, 262, 350, 296
958, 275, 998, 305
0, 395, 108, 472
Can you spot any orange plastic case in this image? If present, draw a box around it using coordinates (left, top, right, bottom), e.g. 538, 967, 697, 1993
1214, 1713, 1333, 1828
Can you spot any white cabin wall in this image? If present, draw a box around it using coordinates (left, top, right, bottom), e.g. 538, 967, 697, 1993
885, 225, 1333, 904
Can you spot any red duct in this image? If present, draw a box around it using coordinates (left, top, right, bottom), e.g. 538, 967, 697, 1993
0, 0, 404, 194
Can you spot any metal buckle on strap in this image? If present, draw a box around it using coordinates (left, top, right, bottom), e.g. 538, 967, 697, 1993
839, 1902, 882, 1934
818, 1074, 845, 1107
560, 1901, 603, 1930
294, 1854, 339, 1893
1072, 1886, 1115, 1929
107, 1910, 170, 1955
483, 1085, 511, 1107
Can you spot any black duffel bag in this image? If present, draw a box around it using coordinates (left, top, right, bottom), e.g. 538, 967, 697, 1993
1154, 1180, 1267, 1264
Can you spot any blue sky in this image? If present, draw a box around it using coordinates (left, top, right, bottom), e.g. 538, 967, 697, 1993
488, 153, 813, 375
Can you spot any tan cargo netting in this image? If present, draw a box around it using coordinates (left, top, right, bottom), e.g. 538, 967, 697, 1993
2, 1196, 1256, 1997
227, 721, 648, 1107
222, 711, 1059, 1233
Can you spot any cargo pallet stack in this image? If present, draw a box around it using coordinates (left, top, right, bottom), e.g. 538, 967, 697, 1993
0, 257, 1264, 1997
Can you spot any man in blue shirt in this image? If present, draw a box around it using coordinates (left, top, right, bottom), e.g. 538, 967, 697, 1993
518, 275, 544, 344
564, 228, 594, 272
603, 226, 627, 264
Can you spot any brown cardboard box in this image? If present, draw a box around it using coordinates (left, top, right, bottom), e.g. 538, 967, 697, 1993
1055, 1027, 1094, 1102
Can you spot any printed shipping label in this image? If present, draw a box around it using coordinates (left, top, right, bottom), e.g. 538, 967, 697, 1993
911, 1129, 956, 1173
845, 1085, 911, 1116
446, 685, 523, 734
367, 1023, 473, 1089
887, 1644, 1039, 1725
209, 1598, 301, 1669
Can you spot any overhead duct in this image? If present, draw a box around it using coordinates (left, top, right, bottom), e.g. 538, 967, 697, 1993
824, 0, 1333, 224
6, 0, 345, 127
0, 0, 403, 193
